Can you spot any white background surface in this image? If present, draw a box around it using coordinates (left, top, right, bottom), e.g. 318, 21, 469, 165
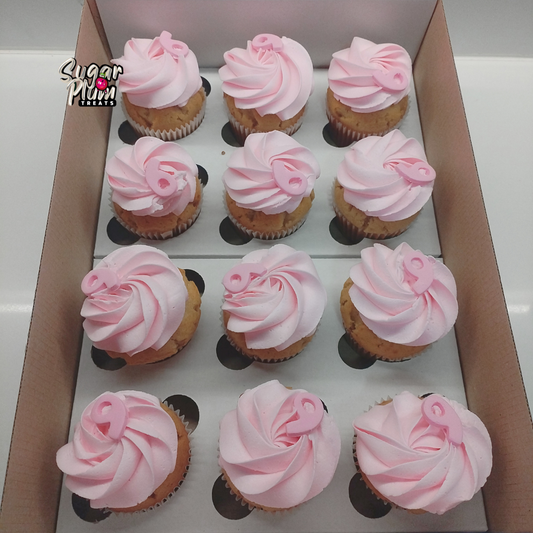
1, 0, 532, 522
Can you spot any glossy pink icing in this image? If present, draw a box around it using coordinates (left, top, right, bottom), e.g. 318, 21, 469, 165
106, 137, 198, 217
353, 391, 492, 514
219, 380, 341, 509
112, 31, 202, 109
222, 131, 320, 215
328, 37, 412, 113
56, 390, 178, 509
348, 243, 458, 346
81, 245, 187, 356
219, 34, 314, 120
222, 244, 327, 351
337, 130, 435, 221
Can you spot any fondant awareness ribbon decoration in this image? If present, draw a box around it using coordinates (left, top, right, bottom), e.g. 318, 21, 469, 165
159, 30, 190, 58
372, 68, 408, 92
396, 161, 436, 185
403, 250, 436, 295
91, 393, 129, 440
286, 392, 324, 437
421, 394, 463, 446
145, 158, 178, 197
223, 263, 267, 293
251, 33, 283, 52
271, 160, 308, 196
81, 268, 120, 295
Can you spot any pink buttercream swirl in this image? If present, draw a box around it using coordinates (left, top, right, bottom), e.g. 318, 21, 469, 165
112, 31, 202, 109
328, 37, 412, 113
56, 390, 178, 509
222, 244, 327, 351
219, 380, 341, 509
348, 243, 458, 346
222, 131, 320, 215
106, 137, 198, 217
337, 130, 435, 221
353, 391, 492, 514
219, 34, 314, 120
81, 245, 187, 356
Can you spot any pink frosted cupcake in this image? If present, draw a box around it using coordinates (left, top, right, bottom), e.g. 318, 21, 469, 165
219, 380, 341, 511
340, 242, 458, 361
327, 37, 412, 146
353, 391, 492, 514
106, 137, 202, 239
56, 390, 191, 513
222, 244, 327, 362
222, 131, 320, 239
112, 31, 205, 140
219, 33, 314, 144
333, 130, 436, 241
81, 245, 201, 365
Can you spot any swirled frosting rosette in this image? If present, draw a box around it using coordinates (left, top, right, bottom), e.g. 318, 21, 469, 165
81, 245, 189, 358
353, 391, 492, 514
223, 131, 320, 215
337, 130, 435, 222
56, 390, 183, 511
112, 31, 202, 109
348, 243, 458, 347
222, 244, 327, 360
328, 36, 412, 114
219, 34, 314, 120
107, 137, 199, 218
106, 137, 201, 239
219, 380, 341, 510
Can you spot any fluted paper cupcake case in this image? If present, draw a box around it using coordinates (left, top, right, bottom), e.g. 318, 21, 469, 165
227, 211, 307, 241
332, 203, 408, 242
110, 192, 202, 241
326, 97, 410, 146
121, 89, 206, 141
227, 109, 305, 145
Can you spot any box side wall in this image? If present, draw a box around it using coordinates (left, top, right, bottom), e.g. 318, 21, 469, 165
96, 0, 436, 67
0, 3, 111, 532
415, 2, 533, 531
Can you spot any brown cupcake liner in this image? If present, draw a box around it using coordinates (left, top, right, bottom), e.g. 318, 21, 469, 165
219, 470, 297, 514
110, 193, 202, 241
121, 89, 206, 141
227, 109, 305, 145
227, 211, 307, 241
332, 202, 408, 242
326, 97, 410, 146
342, 326, 424, 363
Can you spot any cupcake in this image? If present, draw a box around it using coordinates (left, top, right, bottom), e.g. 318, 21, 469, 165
219, 380, 341, 511
81, 245, 201, 365
56, 390, 191, 513
222, 244, 327, 362
106, 137, 202, 239
112, 31, 205, 140
222, 131, 320, 239
333, 130, 436, 241
340, 242, 458, 361
353, 391, 492, 514
219, 33, 314, 144
327, 37, 412, 146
